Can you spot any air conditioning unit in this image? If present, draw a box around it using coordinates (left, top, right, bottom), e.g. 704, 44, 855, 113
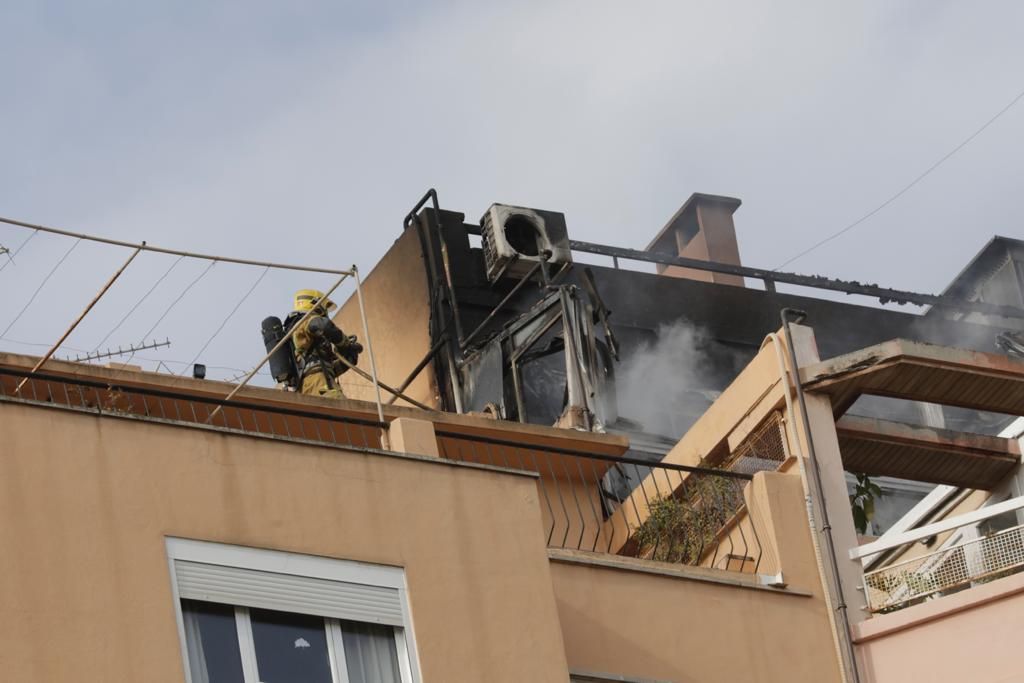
480, 204, 572, 283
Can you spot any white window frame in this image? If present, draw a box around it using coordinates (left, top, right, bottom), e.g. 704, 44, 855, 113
166, 537, 420, 683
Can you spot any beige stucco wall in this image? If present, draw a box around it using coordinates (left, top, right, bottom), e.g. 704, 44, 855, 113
0, 402, 570, 682
551, 472, 844, 683
334, 227, 438, 408
855, 572, 1024, 683
550, 559, 839, 683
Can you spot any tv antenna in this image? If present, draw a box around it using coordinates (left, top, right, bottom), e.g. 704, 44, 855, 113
65, 338, 171, 363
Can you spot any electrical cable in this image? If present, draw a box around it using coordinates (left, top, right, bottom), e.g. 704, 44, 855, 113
0, 230, 39, 274
0, 238, 81, 339
152, 358, 272, 377
123, 259, 217, 367
180, 265, 270, 375
0, 336, 91, 354
1, 328, 271, 378
91, 255, 185, 352
0, 214, 350, 275
776, 85, 1024, 270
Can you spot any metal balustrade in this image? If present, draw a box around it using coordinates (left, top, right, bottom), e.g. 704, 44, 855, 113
864, 522, 1024, 612
435, 430, 762, 572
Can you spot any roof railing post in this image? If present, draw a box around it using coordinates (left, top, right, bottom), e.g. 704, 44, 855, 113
354, 265, 387, 447
15, 244, 144, 394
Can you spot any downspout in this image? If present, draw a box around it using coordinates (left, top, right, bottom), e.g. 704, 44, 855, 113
764, 311, 861, 683
764, 332, 849, 681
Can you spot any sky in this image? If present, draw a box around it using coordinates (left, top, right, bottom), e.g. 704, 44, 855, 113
1, 0, 1023, 383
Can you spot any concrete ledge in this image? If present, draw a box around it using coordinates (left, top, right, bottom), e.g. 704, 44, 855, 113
548, 548, 812, 596
853, 570, 1024, 643
0, 395, 540, 480
0, 352, 630, 456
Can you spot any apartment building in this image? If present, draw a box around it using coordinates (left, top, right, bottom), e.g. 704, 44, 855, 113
2, 191, 1022, 682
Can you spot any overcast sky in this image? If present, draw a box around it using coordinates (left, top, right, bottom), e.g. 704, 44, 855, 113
1, 1, 1022, 382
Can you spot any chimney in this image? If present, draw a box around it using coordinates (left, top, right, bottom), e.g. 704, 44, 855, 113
645, 193, 744, 287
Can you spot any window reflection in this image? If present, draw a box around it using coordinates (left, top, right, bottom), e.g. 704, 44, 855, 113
250, 608, 333, 683
181, 600, 245, 683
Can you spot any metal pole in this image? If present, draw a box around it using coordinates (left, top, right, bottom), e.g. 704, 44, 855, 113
446, 344, 465, 415
354, 266, 386, 424
461, 260, 543, 349
567, 238, 1024, 320
780, 309, 861, 683
0, 215, 353, 275
15, 244, 144, 394
206, 272, 349, 422
385, 335, 447, 406
332, 353, 432, 411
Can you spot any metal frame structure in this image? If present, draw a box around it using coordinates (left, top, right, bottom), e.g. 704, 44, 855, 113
851, 495, 1024, 562
402, 190, 618, 424
398, 188, 1024, 423
858, 498, 1024, 612
565, 239, 1024, 321
13, 244, 143, 393
434, 427, 760, 572
0, 214, 398, 427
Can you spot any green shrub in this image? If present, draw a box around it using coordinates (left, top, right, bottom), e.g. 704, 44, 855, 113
634, 472, 743, 564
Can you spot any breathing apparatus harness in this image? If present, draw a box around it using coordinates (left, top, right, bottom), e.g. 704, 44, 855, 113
286, 310, 362, 390
261, 308, 362, 392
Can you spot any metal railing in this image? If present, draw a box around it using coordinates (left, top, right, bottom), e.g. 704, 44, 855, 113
0, 366, 386, 450
853, 494, 1024, 612
435, 430, 762, 573
721, 412, 788, 476
863, 522, 1024, 612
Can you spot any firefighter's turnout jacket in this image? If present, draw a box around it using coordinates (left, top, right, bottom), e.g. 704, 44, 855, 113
290, 313, 353, 399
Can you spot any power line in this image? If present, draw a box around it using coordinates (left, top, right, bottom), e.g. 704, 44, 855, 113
123, 259, 218, 366
776, 85, 1024, 270
0, 230, 39, 274
0, 336, 91, 354
180, 265, 270, 374
91, 255, 185, 352
0, 238, 81, 338
0, 335, 271, 378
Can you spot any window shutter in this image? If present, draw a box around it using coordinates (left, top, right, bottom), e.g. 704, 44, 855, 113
174, 560, 404, 626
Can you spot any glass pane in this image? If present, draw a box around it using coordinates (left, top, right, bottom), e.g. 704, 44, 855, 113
250, 608, 333, 683
341, 621, 401, 683
181, 600, 245, 683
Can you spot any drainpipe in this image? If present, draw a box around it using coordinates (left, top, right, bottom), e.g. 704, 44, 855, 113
764, 309, 861, 683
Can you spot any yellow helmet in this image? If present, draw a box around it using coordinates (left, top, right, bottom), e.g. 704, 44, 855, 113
294, 289, 337, 313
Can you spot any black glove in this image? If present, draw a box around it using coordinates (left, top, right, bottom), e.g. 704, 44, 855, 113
344, 335, 364, 355
334, 336, 362, 372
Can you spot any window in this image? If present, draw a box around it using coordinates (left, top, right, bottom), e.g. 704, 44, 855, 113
166, 538, 419, 683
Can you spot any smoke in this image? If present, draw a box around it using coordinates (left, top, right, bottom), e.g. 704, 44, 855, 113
615, 320, 731, 439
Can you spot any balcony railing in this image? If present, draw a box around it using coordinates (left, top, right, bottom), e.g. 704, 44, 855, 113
853, 495, 1024, 612
863, 523, 1024, 612
435, 430, 762, 572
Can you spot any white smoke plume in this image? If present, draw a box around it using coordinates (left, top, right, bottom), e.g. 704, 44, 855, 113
615, 321, 725, 439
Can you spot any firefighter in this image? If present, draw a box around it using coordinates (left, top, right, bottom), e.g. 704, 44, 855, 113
288, 289, 362, 399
